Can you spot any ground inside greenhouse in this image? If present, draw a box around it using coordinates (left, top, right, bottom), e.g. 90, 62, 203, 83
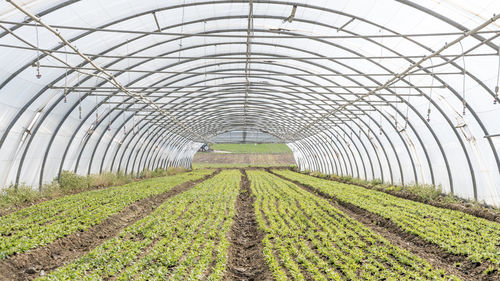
0, 167, 498, 281
192, 152, 295, 167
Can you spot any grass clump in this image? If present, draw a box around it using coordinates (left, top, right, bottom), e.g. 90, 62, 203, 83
88, 172, 133, 188
138, 167, 188, 179
58, 170, 89, 192
0, 185, 40, 209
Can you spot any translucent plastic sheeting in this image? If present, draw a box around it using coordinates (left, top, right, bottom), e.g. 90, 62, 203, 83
0, 0, 498, 206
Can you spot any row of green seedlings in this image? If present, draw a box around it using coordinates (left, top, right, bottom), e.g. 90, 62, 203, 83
38, 169, 241, 281
0, 167, 189, 211
299, 168, 487, 207
274, 169, 500, 274
248, 170, 456, 281
0, 169, 214, 260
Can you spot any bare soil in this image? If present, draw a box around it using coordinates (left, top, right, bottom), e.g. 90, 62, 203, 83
193, 153, 295, 166
269, 169, 499, 281
223, 169, 273, 281
0, 170, 219, 281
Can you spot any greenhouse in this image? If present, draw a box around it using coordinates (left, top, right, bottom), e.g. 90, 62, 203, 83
0, 0, 499, 280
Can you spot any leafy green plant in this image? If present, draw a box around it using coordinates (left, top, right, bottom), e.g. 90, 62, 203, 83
248, 170, 457, 280
39, 170, 240, 280
0, 169, 214, 260
274, 169, 500, 270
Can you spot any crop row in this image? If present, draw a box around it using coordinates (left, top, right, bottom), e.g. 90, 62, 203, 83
0, 169, 214, 260
273, 169, 500, 267
247, 170, 455, 280
38, 169, 241, 281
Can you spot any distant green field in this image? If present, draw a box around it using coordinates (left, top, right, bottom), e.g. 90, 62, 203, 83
210, 143, 291, 154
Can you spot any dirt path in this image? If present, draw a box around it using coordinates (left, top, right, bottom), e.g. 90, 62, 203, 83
193, 153, 295, 166
223, 169, 272, 281
268, 170, 498, 281
0, 170, 220, 281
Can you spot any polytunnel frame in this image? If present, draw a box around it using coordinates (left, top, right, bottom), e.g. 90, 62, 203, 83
39, 40, 484, 192
1, 2, 496, 191
69, 65, 403, 189
0, 0, 498, 201
4, 30, 460, 187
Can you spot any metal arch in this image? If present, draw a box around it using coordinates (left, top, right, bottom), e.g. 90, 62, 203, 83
121, 132, 184, 175
92, 69, 390, 183
148, 135, 187, 172
293, 140, 316, 172
53, 45, 446, 192
34, 48, 480, 195
81, 46, 412, 186
82, 72, 390, 188
288, 143, 305, 171
32, 31, 450, 191
395, 0, 497, 51
0, 1, 496, 190
1, 3, 496, 177
0, 15, 468, 186
128, 127, 186, 176
144, 132, 184, 173
316, 129, 358, 178
309, 133, 350, 176
324, 123, 371, 180
300, 134, 332, 174
307, 132, 337, 175
135, 128, 172, 175
322, 129, 358, 177
305, 131, 347, 176
114, 60, 403, 184
80, 58, 390, 182
47, 53, 398, 189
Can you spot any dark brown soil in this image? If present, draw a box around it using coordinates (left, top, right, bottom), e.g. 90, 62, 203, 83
193, 153, 295, 166
223, 169, 273, 281
0, 170, 219, 281
269, 170, 499, 281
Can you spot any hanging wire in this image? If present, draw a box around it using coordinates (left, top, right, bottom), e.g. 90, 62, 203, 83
379, 108, 383, 135
427, 58, 435, 122
94, 75, 99, 125
122, 94, 127, 135
403, 76, 411, 132
77, 73, 82, 119
204, 20, 207, 87
107, 103, 111, 131
367, 98, 372, 138
393, 86, 398, 129
495, 46, 500, 104
379, 29, 383, 65
459, 41, 467, 115
63, 45, 68, 103
179, 0, 186, 62
35, 22, 42, 79
133, 103, 136, 134
126, 40, 131, 83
